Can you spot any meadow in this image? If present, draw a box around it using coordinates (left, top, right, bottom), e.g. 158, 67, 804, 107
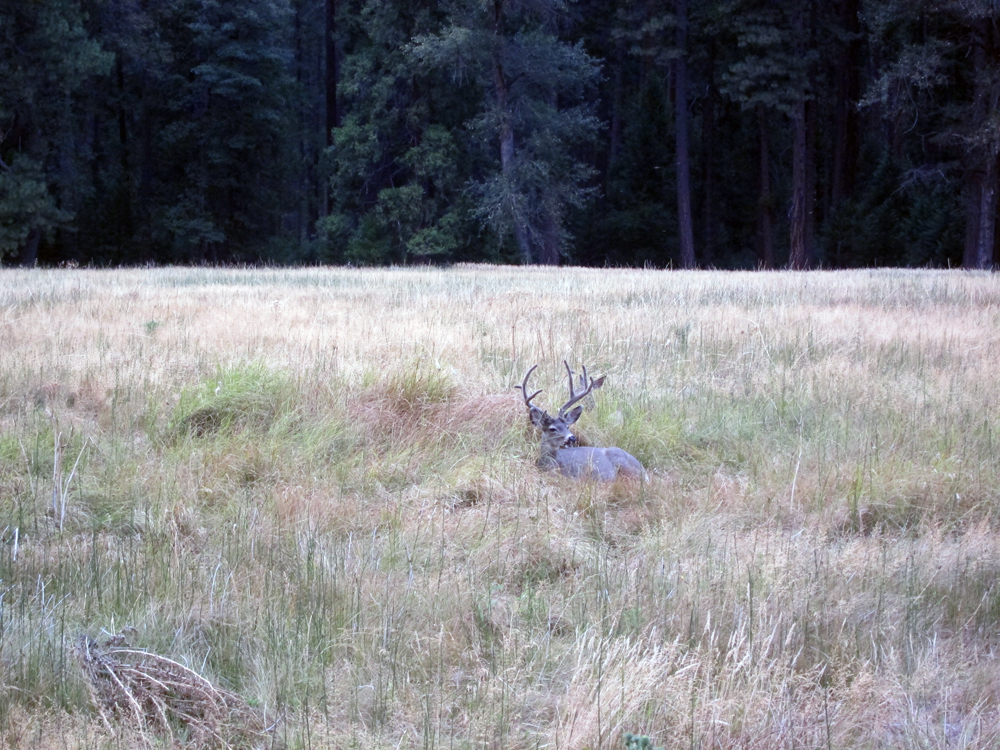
0, 266, 998, 749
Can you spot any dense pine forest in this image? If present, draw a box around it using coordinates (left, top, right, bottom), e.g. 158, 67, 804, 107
1, 0, 998, 269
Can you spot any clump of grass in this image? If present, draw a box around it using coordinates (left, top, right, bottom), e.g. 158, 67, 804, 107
376, 356, 457, 414
169, 363, 294, 438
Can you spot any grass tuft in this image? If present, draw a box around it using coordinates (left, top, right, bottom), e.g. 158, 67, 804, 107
376, 356, 458, 414
169, 363, 294, 438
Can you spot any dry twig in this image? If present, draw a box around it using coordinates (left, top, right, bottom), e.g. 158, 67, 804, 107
75, 631, 267, 749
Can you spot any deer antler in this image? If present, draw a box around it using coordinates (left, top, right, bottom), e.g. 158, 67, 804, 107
517, 365, 544, 409
558, 361, 598, 417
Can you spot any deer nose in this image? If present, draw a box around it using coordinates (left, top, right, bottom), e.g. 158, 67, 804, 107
565, 432, 577, 446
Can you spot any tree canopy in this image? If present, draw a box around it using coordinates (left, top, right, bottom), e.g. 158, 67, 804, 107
1, 0, 996, 268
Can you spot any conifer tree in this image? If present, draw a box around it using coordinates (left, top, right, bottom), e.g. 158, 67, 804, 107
410, 0, 601, 264
0, 0, 111, 265
865, 0, 1000, 269
150, 0, 296, 262
319, 0, 478, 264
719, 0, 812, 268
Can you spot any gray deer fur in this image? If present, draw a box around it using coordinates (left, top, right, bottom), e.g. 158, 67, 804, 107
518, 362, 647, 482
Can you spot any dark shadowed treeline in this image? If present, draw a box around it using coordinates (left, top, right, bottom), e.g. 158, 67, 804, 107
1, 0, 997, 268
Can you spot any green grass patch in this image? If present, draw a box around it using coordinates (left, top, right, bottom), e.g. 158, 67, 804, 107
169, 363, 296, 438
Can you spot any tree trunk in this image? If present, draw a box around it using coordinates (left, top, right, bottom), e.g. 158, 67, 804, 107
493, 1, 532, 263
830, 0, 860, 209
138, 85, 155, 259
17, 227, 42, 267
320, 0, 338, 221
701, 38, 717, 268
607, 47, 625, 181
965, 17, 998, 269
117, 54, 129, 174
789, 97, 811, 270
789, 5, 814, 270
674, 0, 696, 269
495, 61, 530, 262
757, 106, 774, 269
539, 207, 560, 265
325, 0, 338, 145
805, 96, 817, 258
499, 118, 532, 263
964, 171, 982, 268
974, 155, 998, 269
294, 1, 311, 245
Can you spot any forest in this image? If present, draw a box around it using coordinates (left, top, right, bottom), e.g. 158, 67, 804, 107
2, 0, 998, 269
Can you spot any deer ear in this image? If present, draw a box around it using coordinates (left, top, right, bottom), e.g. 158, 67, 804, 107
564, 405, 584, 425
529, 406, 548, 428
591, 375, 606, 390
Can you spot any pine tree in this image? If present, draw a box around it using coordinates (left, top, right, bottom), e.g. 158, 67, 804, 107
153, 0, 296, 262
864, 0, 998, 269
719, 0, 813, 268
410, 0, 601, 264
319, 0, 478, 264
612, 0, 698, 268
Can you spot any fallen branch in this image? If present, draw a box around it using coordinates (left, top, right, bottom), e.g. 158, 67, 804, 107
75, 631, 267, 749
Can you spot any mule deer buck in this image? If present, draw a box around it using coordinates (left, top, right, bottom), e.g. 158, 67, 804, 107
518, 362, 647, 481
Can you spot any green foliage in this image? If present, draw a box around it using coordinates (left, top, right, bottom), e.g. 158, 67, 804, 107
150, 0, 296, 261
717, 0, 811, 117
323, 1, 483, 264
820, 148, 963, 268
0, 0, 112, 264
576, 75, 677, 266
898, 181, 963, 267
0, 0, 990, 267
623, 732, 665, 750
0, 155, 70, 258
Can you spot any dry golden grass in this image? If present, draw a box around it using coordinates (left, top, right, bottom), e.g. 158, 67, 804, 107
0, 266, 999, 749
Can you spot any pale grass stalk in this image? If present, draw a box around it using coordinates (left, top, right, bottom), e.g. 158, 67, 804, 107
49, 427, 88, 532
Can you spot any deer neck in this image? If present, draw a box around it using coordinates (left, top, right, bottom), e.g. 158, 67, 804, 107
537, 438, 562, 469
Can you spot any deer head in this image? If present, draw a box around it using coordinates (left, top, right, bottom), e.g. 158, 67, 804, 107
518, 362, 605, 467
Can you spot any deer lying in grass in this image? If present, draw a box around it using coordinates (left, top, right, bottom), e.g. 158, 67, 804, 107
518, 362, 647, 481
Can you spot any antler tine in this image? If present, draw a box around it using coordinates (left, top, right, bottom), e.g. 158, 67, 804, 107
558, 362, 596, 417
563, 361, 593, 399
563, 361, 576, 400
517, 364, 544, 408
